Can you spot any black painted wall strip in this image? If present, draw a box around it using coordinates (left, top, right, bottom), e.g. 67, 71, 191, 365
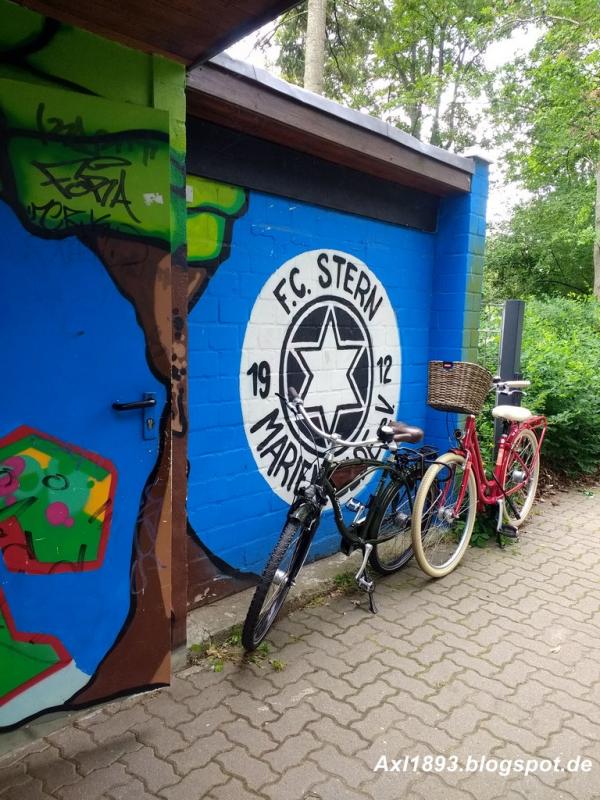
187, 118, 438, 233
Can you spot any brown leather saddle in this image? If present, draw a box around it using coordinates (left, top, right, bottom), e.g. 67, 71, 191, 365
388, 421, 424, 444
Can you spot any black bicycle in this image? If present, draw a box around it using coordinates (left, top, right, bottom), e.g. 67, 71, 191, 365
242, 390, 437, 650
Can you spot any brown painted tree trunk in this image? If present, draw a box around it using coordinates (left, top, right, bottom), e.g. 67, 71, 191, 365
71, 237, 175, 703
303, 0, 327, 94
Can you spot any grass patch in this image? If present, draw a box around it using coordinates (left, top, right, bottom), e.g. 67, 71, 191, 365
305, 594, 328, 608
187, 571, 361, 670
333, 571, 356, 591
187, 627, 283, 672
304, 570, 359, 609
225, 625, 242, 647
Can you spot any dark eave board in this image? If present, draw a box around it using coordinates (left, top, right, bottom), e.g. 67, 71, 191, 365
17, 0, 302, 64
187, 59, 474, 196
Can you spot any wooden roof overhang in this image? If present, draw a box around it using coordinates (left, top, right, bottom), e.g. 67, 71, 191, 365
16, 0, 302, 64
187, 54, 475, 197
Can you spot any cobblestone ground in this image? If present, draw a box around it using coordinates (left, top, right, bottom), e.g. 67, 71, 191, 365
2, 486, 600, 800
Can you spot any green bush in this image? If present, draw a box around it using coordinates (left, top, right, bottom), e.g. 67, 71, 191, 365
480, 297, 600, 476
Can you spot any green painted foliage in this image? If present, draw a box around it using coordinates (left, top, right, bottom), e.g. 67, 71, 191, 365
186, 175, 248, 265
0, 611, 61, 700
0, 0, 186, 249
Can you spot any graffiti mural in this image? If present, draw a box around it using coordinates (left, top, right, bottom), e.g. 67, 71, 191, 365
187, 186, 436, 599
0, 589, 76, 724
241, 250, 401, 504
186, 174, 248, 300
0, 0, 183, 727
0, 426, 117, 574
184, 175, 258, 607
0, 81, 170, 240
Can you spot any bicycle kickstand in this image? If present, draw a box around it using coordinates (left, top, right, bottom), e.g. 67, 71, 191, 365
355, 544, 378, 614
496, 499, 518, 548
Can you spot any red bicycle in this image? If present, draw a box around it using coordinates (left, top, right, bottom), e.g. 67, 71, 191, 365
411, 361, 547, 577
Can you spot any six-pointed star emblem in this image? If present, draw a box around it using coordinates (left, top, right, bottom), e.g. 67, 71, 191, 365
292, 305, 367, 434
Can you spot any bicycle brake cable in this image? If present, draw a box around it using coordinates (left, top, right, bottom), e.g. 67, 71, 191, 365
278, 392, 321, 481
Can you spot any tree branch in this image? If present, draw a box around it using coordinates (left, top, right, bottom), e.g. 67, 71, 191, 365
254, 8, 308, 51
326, 30, 346, 84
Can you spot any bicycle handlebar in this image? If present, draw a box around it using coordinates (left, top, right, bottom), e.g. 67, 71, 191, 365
492, 378, 530, 395
280, 392, 395, 451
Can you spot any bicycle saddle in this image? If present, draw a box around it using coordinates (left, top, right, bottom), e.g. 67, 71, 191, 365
389, 421, 424, 443
491, 405, 532, 422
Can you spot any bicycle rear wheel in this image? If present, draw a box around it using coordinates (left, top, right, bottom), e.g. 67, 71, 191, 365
411, 452, 476, 578
501, 428, 540, 527
369, 478, 416, 574
242, 519, 312, 651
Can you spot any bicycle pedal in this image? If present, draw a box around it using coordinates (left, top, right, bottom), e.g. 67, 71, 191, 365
499, 525, 519, 539
346, 498, 364, 513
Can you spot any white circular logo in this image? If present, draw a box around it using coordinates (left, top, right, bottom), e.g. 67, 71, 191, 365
241, 249, 401, 503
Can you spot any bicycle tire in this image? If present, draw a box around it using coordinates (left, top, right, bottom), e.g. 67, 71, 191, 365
501, 428, 540, 527
368, 477, 416, 574
411, 452, 477, 578
242, 519, 312, 651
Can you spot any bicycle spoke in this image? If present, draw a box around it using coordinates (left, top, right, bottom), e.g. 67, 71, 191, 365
369, 480, 417, 574
243, 521, 311, 649
418, 461, 473, 570
255, 529, 301, 626
502, 429, 539, 525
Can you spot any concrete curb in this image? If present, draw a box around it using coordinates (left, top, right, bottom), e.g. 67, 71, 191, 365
184, 548, 364, 656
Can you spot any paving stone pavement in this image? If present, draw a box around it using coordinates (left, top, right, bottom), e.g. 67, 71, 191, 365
2, 485, 600, 800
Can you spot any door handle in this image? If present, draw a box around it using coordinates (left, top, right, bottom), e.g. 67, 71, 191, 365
112, 398, 157, 411
112, 393, 157, 440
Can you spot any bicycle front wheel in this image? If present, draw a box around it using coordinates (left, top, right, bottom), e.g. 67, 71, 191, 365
411, 452, 477, 578
501, 428, 540, 527
242, 519, 312, 651
369, 478, 416, 574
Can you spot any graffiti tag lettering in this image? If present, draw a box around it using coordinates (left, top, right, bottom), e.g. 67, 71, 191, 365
27, 201, 112, 232
32, 156, 140, 223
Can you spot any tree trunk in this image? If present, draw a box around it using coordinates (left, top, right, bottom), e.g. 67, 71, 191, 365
304, 0, 327, 94
595, 160, 600, 300
430, 27, 446, 146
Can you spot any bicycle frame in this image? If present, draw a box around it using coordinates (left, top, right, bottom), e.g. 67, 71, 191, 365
289, 449, 431, 549
243, 400, 435, 645
452, 414, 547, 513
325, 457, 413, 546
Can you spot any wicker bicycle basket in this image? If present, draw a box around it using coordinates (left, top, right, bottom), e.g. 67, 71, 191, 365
428, 361, 493, 416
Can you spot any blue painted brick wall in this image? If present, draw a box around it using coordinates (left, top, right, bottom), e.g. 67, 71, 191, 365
425, 157, 490, 455
188, 161, 489, 583
188, 191, 437, 575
